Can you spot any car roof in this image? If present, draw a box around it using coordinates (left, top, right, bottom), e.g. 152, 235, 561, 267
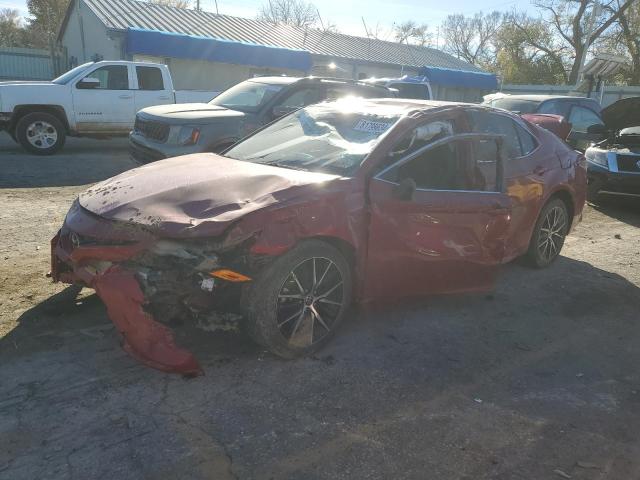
248, 76, 391, 91
499, 94, 596, 102
314, 98, 475, 116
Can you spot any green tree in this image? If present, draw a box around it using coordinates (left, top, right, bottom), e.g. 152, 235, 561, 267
26, 0, 69, 48
0, 8, 25, 47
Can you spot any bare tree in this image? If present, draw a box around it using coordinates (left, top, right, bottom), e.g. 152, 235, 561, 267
393, 21, 432, 46
531, 0, 635, 83
258, 0, 319, 29
440, 11, 502, 68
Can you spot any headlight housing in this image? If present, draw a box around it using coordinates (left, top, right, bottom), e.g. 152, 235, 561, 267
177, 126, 201, 146
585, 149, 609, 169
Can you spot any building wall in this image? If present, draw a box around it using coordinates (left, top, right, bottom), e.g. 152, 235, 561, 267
310, 57, 418, 80
60, 0, 122, 66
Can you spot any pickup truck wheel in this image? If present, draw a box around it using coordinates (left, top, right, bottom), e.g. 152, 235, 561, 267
242, 240, 353, 359
16, 112, 66, 155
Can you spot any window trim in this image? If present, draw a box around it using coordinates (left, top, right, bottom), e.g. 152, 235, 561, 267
374, 132, 508, 194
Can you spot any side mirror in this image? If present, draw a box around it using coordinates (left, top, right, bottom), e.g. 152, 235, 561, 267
587, 123, 606, 135
272, 105, 297, 118
393, 177, 416, 201
77, 77, 101, 89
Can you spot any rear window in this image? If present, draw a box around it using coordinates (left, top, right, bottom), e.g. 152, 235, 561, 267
489, 98, 540, 114
469, 110, 523, 158
388, 82, 430, 100
136, 66, 164, 91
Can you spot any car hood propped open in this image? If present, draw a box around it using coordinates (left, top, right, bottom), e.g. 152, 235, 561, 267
601, 97, 640, 131
79, 154, 339, 237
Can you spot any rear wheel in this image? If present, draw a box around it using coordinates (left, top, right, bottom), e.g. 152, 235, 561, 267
243, 240, 352, 358
16, 112, 66, 155
526, 198, 569, 268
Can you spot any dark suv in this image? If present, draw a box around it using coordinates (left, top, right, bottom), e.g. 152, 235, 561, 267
485, 95, 603, 151
129, 76, 394, 163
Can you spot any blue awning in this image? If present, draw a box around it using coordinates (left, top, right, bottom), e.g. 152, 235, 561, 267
418, 66, 497, 90
126, 28, 313, 72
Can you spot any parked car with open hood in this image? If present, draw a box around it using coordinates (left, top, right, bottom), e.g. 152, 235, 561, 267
484, 94, 603, 151
52, 98, 586, 375
128, 76, 395, 164
584, 97, 640, 201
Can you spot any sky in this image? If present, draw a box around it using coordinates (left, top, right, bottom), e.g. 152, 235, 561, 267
1, 0, 538, 39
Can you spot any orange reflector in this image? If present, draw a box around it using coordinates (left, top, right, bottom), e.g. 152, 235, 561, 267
210, 269, 252, 282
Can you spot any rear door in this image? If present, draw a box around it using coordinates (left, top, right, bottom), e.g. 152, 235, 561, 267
133, 65, 174, 112
468, 110, 543, 258
364, 122, 512, 301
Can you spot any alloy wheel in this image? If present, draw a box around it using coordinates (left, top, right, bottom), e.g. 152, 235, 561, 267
26, 121, 58, 149
537, 205, 567, 263
276, 257, 345, 347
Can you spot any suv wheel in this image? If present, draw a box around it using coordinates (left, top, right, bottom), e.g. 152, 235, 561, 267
16, 112, 66, 155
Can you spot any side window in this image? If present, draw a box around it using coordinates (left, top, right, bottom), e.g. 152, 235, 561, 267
568, 106, 602, 133
379, 137, 499, 192
81, 65, 128, 90
515, 123, 537, 156
537, 100, 562, 115
469, 110, 522, 158
136, 66, 164, 91
277, 88, 322, 108
384, 119, 456, 171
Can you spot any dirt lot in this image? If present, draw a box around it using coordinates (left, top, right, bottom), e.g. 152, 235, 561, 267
1, 131, 640, 480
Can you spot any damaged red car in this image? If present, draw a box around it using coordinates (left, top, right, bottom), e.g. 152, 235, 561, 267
51, 98, 587, 375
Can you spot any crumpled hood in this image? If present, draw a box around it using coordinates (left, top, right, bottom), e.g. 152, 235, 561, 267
139, 103, 245, 122
601, 97, 640, 131
79, 154, 340, 237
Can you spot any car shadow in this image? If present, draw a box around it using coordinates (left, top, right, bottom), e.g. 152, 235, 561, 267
3, 254, 639, 378
590, 195, 640, 227
2, 256, 640, 478
0, 133, 136, 188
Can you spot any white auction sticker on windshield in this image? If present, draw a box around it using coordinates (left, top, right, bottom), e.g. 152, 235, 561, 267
353, 119, 393, 134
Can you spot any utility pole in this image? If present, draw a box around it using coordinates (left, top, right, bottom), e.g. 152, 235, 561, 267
214, 0, 219, 14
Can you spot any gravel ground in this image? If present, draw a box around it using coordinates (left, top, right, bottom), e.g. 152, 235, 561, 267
1, 132, 640, 480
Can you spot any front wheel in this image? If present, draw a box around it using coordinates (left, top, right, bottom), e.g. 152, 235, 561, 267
15, 112, 66, 155
525, 198, 569, 268
242, 240, 353, 359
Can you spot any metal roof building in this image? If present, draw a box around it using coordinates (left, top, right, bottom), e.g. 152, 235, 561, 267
58, 0, 496, 100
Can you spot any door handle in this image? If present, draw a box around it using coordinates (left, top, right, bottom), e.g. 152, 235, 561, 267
118, 94, 132, 99
158, 95, 171, 100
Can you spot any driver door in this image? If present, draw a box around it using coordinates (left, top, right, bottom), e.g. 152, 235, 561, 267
72, 64, 135, 133
363, 130, 512, 302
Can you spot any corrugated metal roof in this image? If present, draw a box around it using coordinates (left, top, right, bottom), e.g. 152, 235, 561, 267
75, 0, 483, 72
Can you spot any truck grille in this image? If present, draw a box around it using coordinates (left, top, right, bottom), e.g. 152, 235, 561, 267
616, 154, 640, 173
134, 117, 169, 143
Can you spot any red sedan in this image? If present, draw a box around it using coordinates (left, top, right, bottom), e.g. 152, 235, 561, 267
51, 98, 587, 375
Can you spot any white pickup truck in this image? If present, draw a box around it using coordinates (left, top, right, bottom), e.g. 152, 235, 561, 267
0, 60, 218, 155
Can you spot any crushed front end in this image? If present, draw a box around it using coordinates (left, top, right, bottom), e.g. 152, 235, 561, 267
51, 201, 260, 375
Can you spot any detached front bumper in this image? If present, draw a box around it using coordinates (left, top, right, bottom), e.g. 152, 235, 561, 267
51, 229, 203, 376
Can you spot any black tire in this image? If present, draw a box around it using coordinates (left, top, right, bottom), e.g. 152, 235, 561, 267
15, 112, 66, 155
525, 198, 570, 268
242, 240, 353, 359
